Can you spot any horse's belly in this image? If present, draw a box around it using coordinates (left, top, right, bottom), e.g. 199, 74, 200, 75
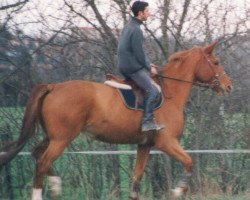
84, 125, 145, 144
83, 99, 146, 144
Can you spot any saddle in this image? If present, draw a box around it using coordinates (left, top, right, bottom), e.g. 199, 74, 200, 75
105, 74, 145, 108
104, 74, 163, 111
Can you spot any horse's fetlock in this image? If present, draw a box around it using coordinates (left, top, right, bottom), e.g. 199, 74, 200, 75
32, 188, 43, 200
48, 176, 62, 197
171, 187, 185, 198
129, 191, 139, 200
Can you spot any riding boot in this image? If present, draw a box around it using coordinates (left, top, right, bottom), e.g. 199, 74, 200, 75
141, 94, 165, 132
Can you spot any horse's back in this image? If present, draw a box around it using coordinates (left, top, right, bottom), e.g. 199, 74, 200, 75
44, 80, 113, 103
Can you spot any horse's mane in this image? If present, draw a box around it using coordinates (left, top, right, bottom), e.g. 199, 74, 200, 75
168, 49, 194, 63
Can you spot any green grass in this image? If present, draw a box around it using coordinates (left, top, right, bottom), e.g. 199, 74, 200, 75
184, 194, 250, 200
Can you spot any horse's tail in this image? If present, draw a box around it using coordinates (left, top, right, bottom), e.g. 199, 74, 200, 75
0, 84, 53, 167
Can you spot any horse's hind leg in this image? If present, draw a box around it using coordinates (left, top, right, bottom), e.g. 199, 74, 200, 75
32, 139, 69, 200
32, 139, 49, 200
130, 145, 151, 200
32, 139, 62, 200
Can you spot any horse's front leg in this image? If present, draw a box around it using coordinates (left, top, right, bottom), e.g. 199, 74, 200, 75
130, 144, 151, 200
156, 137, 193, 198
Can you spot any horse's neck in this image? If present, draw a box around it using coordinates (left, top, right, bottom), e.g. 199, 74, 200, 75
161, 63, 196, 109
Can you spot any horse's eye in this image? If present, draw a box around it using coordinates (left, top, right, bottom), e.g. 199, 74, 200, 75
214, 61, 219, 65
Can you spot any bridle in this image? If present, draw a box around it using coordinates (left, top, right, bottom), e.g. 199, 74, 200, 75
200, 50, 227, 89
157, 49, 227, 89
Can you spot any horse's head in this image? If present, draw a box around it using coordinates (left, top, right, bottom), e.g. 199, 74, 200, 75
195, 42, 232, 95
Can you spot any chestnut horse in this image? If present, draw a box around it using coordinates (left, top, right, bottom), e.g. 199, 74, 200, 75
0, 42, 232, 200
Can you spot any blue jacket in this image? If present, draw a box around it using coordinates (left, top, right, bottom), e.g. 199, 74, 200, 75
117, 17, 151, 74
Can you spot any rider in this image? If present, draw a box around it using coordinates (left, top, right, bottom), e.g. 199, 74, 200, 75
117, 1, 164, 132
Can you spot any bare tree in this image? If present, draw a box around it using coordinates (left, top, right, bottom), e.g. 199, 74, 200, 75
0, 0, 29, 11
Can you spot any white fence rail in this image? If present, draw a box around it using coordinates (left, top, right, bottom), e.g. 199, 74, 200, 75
7, 149, 250, 155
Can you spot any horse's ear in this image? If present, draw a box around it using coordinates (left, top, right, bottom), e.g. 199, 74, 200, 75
204, 41, 217, 54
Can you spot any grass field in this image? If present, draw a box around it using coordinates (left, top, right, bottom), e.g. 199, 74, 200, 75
184, 194, 250, 200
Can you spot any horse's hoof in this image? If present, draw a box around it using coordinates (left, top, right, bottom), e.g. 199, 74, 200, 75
32, 188, 43, 200
48, 176, 62, 199
129, 191, 139, 200
171, 187, 184, 198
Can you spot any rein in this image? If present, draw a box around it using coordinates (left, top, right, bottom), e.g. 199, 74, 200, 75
156, 74, 211, 88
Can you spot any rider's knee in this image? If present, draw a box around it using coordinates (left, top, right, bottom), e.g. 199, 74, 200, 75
147, 87, 158, 99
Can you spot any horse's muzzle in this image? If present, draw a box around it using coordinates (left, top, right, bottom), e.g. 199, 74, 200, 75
215, 84, 233, 96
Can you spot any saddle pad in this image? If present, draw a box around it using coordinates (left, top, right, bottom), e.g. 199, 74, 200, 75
117, 88, 163, 111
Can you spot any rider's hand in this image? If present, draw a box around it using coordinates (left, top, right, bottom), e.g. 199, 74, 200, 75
150, 63, 158, 75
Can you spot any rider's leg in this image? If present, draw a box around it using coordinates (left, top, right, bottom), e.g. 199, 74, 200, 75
129, 69, 164, 132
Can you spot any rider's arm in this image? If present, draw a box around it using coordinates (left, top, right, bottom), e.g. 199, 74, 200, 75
131, 28, 151, 71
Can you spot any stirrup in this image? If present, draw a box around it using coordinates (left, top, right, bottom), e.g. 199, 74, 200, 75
141, 122, 165, 132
